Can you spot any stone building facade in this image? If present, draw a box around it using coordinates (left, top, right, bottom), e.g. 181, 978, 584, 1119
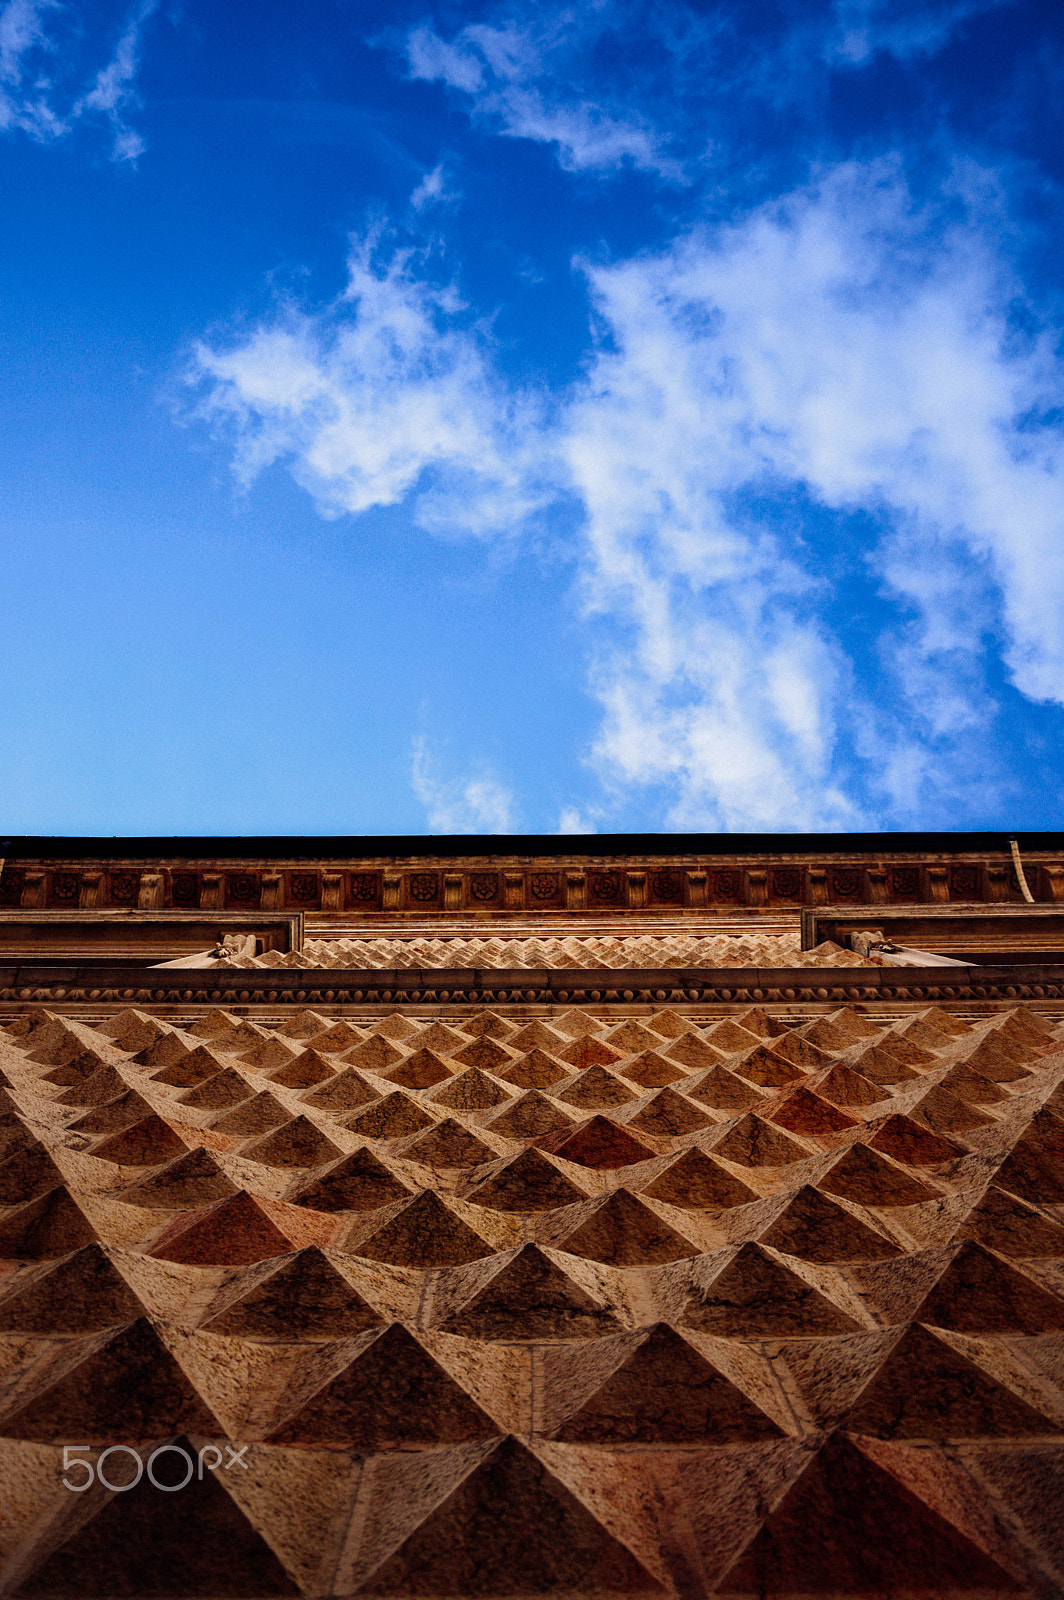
0, 831, 1063, 1596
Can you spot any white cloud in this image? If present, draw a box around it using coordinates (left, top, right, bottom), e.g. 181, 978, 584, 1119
557, 806, 598, 834
412, 738, 516, 833
189, 159, 1064, 831
563, 160, 1064, 824
0, 0, 156, 159
826, 0, 1006, 66
73, 0, 156, 162
409, 162, 458, 211
189, 226, 549, 532
404, 12, 685, 181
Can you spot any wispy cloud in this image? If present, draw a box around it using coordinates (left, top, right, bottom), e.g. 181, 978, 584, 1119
398, 0, 1006, 188
566, 159, 1064, 824
412, 738, 516, 833
825, 0, 1007, 66
190, 152, 1064, 831
404, 7, 690, 181
188, 220, 551, 536
0, 0, 157, 160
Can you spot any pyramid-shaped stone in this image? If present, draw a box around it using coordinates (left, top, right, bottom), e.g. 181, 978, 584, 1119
663, 1034, 725, 1071
428, 1067, 512, 1110
646, 1008, 695, 1038
559, 1035, 624, 1070
768, 1087, 858, 1137
0, 1316, 222, 1441
402, 1117, 494, 1168
909, 1083, 995, 1135
817, 1143, 942, 1207
211, 1090, 290, 1136
805, 1008, 884, 1047
627, 1087, 714, 1137
91, 1114, 189, 1165
360, 1436, 663, 1595
710, 1113, 808, 1167
303, 1021, 367, 1054
292, 1147, 412, 1213
120, 1147, 239, 1209
440, 1244, 620, 1340
132, 1029, 194, 1070
370, 1013, 420, 1041
405, 1022, 471, 1055
451, 1035, 515, 1073
300, 1065, 379, 1111
149, 1191, 295, 1266
178, 1068, 253, 1110
54, 1062, 127, 1106
993, 1108, 1064, 1203
509, 1021, 568, 1053
238, 1035, 300, 1071
0, 1143, 66, 1203
547, 1323, 783, 1443
0, 1242, 145, 1332
543, 1114, 655, 1170
732, 1044, 804, 1089
0, 1185, 99, 1258
347, 1090, 434, 1139
619, 1049, 687, 1088
603, 1020, 661, 1055
151, 1044, 228, 1087
684, 1064, 764, 1113
846, 1321, 1063, 1439
812, 1061, 888, 1108
266, 1047, 337, 1088
468, 1147, 589, 1212
757, 1185, 901, 1263
344, 1033, 406, 1073
959, 1184, 1064, 1257
65, 1087, 156, 1136
268, 1322, 497, 1446
494, 1047, 568, 1089
558, 1189, 699, 1266
717, 1432, 1022, 1596
203, 1246, 382, 1339
15, 1432, 299, 1596
382, 1047, 454, 1089
186, 1004, 243, 1043
240, 1114, 344, 1169
551, 1011, 606, 1038
275, 1008, 332, 1039
996, 1007, 1058, 1047
766, 1030, 833, 1071
642, 1147, 758, 1209
557, 1065, 637, 1111
461, 1013, 517, 1040
915, 1241, 1064, 1334
704, 1020, 763, 1054
684, 1244, 864, 1336
487, 1089, 575, 1140
960, 1032, 1035, 1083
847, 1042, 922, 1086
866, 1114, 965, 1165
345, 1190, 493, 1268
938, 1059, 1009, 1104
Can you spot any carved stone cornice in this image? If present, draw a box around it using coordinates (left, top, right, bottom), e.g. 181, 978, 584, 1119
3, 960, 1064, 1010
3, 851, 1062, 918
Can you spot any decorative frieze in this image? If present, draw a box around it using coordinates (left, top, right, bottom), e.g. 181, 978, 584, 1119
4, 852, 1062, 916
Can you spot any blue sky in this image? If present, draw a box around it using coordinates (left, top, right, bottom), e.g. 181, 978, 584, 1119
1, 0, 1062, 836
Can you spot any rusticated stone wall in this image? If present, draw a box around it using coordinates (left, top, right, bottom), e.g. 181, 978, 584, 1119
0, 995, 1063, 1595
